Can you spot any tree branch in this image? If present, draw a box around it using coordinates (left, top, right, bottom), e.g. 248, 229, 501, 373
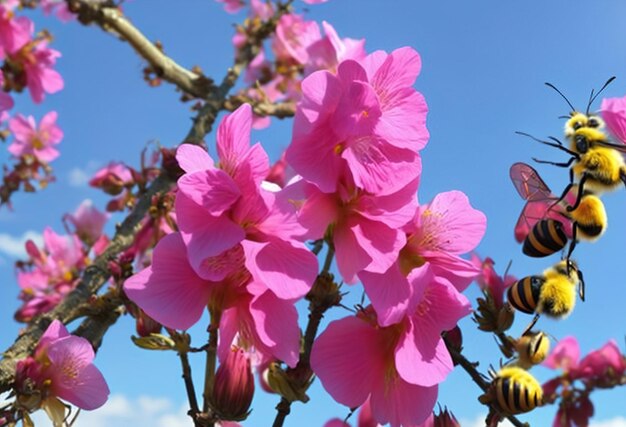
66, 0, 214, 99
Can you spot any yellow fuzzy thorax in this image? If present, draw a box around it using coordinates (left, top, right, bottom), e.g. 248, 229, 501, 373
570, 194, 607, 228
538, 273, 576, 317
497, 366, 541, 388
572, 146, 625, 187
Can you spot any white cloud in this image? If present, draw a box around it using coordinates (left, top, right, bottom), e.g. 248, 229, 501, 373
27, 394, 189, 427
67, 161, 100, 188
591, 417, 626, 427
460, 415, 514, 427
0, 231, 43, 258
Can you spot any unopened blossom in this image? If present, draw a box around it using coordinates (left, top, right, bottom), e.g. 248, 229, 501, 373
470, 254, 516, 309
14, 320, 109, 422
7, 111, 63, 162
124, 232, 301, 366
359, 191, 485, 325
0, 1, 32, 60
18, 40, 64, 104
211, 347, 255, 421
601, 96, 626, 143
89, 161, 135, 195
175, 104, 317, 300
63, 199, 109, 245
272, 13, 321, 65
287, 47, 428, 196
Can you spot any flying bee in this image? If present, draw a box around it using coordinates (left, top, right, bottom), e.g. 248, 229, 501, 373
481, 366, 543, 415
507, 259, 584, 333
510, 162, 607, 261
522, 77, 626, 210
513, 330, 550, 369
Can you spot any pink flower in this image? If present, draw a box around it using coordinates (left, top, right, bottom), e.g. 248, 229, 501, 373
124, 232, 301, 366
175, 104, 317, 300
16, 40, 64, 103
89, 161, 135, 195
40, 0, 75, 22
297, 177, 418, 285
287, 47, 428, 195
576, 340, 626, 381
470, 255, 516, 309
305, 21, 366, 75
601, 96, 626, 143
63, 199, 109, 245
216, 0, 245, 14
543, 336, 580, 372
0, 72, 14, 112
0, 3, 32, 59
359, 191, 485, 325
7, 111, 63, 162
311, 299, 469, 427
211, 347, 255, 420
14, 320, 109, 417
552, 395, 594, 427
272, 14, 321, 65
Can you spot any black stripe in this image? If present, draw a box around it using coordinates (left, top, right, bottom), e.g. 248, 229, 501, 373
578, 223, 603, 237
512, 380, 522, 412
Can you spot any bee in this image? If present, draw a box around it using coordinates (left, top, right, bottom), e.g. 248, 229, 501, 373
507, 259, 584, 333
489, 366, 543, 415
510, 162, 607, 260
523, 77, 626, 210
513, 331, 550, 369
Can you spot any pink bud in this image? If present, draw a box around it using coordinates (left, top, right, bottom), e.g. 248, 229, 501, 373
135, 309, 162, 337
212, 347, 254, 421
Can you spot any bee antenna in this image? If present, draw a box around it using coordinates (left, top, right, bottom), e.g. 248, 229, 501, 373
545, 81, 576, 112
558, 115, 570, 119
586, 76, 616, 115
548, 136, 565, 146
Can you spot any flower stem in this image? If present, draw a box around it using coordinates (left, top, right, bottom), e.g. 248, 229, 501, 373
178, 350, 201, 426
203, 309, 221, 415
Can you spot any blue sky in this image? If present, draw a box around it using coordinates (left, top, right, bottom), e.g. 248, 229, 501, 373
2, 0, 626, 426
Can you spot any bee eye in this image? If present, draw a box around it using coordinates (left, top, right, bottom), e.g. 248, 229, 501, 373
588, 118, 598, 128
573, 122, 582, 130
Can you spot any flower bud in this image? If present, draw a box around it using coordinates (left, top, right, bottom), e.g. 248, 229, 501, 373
211, 347, 254, 421
433, 406, 461, 427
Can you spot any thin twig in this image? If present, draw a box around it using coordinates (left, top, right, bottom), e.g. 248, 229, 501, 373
178, 351, 201, 427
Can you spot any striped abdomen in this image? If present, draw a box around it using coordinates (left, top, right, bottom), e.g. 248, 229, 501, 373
494, 373, 542, 414
507, 276, 544, 314
522, 219, 567, 257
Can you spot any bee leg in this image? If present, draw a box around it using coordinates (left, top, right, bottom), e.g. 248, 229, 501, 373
517, 131, 579, 157
578, 269, 585, 302
566, 173, 588, 211
532, 157, 576, 168
565, 223, 578, 273
554, 168, 576, 207
522, 314, 540, 336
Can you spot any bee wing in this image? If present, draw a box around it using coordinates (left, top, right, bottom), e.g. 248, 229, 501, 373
510, 162, 553, 201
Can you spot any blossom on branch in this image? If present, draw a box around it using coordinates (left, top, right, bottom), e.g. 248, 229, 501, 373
7, 111, 63, 163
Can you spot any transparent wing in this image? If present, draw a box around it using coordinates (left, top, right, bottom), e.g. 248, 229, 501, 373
510, 162, 553, 201
510, 162, 572, 243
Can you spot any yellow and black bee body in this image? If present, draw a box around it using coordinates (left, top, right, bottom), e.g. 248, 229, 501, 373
507, 260, 584, 332
522, 219, 568, 257
491, 366, 543, 415
514, 331, 550, 369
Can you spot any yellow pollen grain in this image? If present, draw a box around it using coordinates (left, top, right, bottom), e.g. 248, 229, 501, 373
32, 137, 45, 150
361, 110, 369, 118
334, 143, 345, 155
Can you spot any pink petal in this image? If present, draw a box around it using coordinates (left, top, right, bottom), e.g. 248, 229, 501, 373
376, 89, 429, 151
176, 144, 214, 173
177, 170, 241, 216
543, 336, 580, 370
38, 320, 70, 351
421, 191, 487, 254
310, 316, 383, 408
176, 193, 245, 280
40, 67, 64, 94
333, 219, 373, 284
217, 307, 240, 362
394, 317, 452, 387
241, 239, 317, 300
369, 377, 437, 427
425, 251, 481, 292
56, 363, 109, 410
349, 216, 406, 275
359, 50, 388, 81
601, 96, 626, 144
357, 175, 420, 228
371, 47, 422, 95
250, 291, 300, 367
343, 137, 420, 195
298, 184, 340, 240
8, 114, 34, 141
217, 103, 253, 172
123, 233, 212, 330
359, 263, 411, 327
332, 81, 381, 140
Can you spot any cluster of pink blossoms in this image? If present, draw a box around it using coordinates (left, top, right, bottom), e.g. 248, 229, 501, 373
542, 337, 626, 427
15, 200, 108, 322
125, 37, 486, 424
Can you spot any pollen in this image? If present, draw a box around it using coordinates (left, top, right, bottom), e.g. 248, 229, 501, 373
361, 110, 369, 118
334, 143, 345, 155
